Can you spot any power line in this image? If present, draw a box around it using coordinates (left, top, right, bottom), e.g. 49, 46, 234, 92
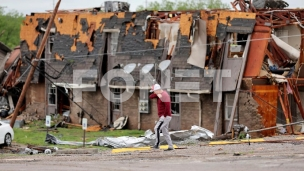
24, 59, 104, 126
39, 33, 304, 62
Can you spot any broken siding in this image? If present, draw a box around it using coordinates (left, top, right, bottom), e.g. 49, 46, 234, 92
222, 58, 243, 91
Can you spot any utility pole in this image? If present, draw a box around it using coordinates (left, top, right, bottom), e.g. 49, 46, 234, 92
9, 0, 61, 128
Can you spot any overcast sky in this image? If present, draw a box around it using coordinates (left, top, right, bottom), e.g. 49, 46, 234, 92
1, 0, 303, 15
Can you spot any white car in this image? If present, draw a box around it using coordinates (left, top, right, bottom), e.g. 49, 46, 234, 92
0, 121, 14, 146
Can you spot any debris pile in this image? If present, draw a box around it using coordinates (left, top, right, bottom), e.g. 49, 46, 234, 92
45, 125, 214, 148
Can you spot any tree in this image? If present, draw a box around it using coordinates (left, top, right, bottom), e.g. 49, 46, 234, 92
0, 7, 24, 49
136, 0, 230, 11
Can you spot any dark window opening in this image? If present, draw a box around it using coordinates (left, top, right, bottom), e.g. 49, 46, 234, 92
48, 84, 56, 105
229, 33, 249, 58
57, 87, 70, 115
102, 37, 108, 76
90, 30, 96, 47
170, 92, 180, 115
146, 20, 159, 39
58, 18, 63, 23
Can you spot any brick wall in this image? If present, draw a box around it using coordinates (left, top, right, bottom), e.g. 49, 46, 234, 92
69, 90, 108, 126
180, 101, 200, 130
25, 83, 46, 118
26, 83, 45, 104
121, 89, 139, 129
121, 89, 159, 130
201, 94, 220, 133
140, 94, 159, 130
238, 92, 263, 138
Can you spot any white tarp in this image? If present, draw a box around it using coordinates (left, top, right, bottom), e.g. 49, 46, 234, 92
46, 125, 214, 148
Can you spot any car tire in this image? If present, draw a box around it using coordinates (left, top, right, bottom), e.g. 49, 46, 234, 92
4, 133, 12, 146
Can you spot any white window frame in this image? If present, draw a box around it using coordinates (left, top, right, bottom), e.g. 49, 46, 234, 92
225, 93, 238, 121
48, 84, 56, 105
170, 92, 180, 115
112, 88, 121, 111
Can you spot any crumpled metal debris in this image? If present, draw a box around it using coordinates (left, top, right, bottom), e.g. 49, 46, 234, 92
24, 145, 59, 155
45, 125, 214, 148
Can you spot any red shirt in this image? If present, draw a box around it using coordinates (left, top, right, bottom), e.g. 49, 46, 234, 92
149, 91, 171, 117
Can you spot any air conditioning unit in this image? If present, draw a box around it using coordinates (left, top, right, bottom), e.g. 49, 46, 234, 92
139, 100, 150, 113
104, 1, 130, 12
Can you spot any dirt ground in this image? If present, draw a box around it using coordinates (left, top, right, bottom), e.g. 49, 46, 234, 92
1, 135, 304, 170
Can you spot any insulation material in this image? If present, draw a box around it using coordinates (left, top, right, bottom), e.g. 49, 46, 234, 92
271, 34, 300, 61
158, 22, 180, 55
20, 12, 125, 51
179, 13, 192, 36
269, 73, 287, 83
187, 19, 207, 69
201, 11, 218, 37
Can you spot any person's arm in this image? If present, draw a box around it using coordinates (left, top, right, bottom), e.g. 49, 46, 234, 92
149, 93, 157, 99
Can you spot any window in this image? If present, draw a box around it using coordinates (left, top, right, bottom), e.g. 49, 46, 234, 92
228, 33, 248, 58
170, 92, 180, 115
112, 88, 121, 111
146, 20, 159, 39
48, 84, 56, 105
225, 94, 238, 121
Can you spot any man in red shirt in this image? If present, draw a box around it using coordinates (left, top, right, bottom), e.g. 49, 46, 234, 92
149, 84, 173, 151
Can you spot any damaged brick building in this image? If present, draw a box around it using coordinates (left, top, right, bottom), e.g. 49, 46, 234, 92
1, 0, 304, 137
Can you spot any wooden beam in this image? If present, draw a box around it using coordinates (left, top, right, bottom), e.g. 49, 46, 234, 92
227, 34, 252, 133
288, 79, 304, 120
213, 36, 229, 135
283, 83, 294, 134
9, 0, 61, 128
278, 90, 292, 133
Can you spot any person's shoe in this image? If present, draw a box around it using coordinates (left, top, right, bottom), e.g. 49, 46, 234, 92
164, 147, 174, 151
150, 145, 159, 149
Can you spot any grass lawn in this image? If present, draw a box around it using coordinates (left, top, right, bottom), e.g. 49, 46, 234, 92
13, 120, 145, 149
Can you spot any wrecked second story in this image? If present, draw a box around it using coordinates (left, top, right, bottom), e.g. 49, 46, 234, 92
1, 0, 304, 137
